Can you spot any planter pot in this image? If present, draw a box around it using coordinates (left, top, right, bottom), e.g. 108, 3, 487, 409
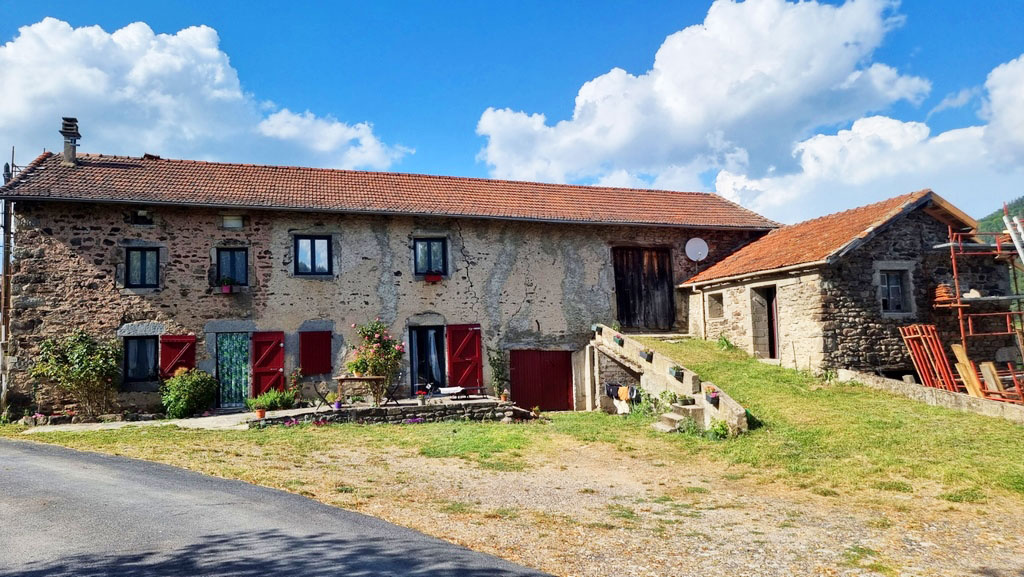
220, 285, 232, 294
424, 274, 443, 283
679, 397, 695, 406
705, 394, 719, 409
499, 394, 509, 402
353, 372, 364, 378
332, 401, 342, 410
255, 409, 266, 419
668, 366, 684, 380
416, 397, 427, 406
590, 324, 603, 335
639, 351, 654, 363
613, 336, 625, 347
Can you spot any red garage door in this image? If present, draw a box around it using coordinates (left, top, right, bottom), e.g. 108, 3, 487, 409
509, 350, 573, 411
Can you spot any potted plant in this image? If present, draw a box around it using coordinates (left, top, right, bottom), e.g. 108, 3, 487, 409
424, 273, 443, 283
668, 365, 684, 380
346, 357, 369, 377
325, 391, 341, 410
246, 396, 269, 419
590, 323, 603, 335
705, 386, 720, 409
613, 335, 625, 347
500, 388, 510, 402
638, 348, 654, 362
415, 390, 428, 406
218, 276, 239, 294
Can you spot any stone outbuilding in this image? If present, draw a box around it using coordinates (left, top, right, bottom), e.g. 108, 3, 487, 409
681, 190, 1013, 375
0, 122, 776, 413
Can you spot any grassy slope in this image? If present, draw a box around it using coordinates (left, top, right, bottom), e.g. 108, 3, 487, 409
641, 338, 1024, 499
976, 197, 1024, 232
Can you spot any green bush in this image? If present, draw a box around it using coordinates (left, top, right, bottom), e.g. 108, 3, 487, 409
30, 330, 121, 416
245, 389, 296, 412
161, 369, 218, 419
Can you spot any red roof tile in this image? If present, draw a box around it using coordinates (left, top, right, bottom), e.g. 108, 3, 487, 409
0, 152, 776, 230
683, 189, 972, 286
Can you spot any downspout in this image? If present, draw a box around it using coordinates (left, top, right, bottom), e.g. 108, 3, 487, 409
0, 199, 11, 416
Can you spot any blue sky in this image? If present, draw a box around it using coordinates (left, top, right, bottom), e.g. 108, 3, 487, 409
1, 0, 1022, 222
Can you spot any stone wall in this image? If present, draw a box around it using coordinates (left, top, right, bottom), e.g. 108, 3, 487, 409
254, 400, 531, 427
5, 201, 759, 411
836, 369, 1024, 425
821, 210, 1012, 371
687, 272, 825, 371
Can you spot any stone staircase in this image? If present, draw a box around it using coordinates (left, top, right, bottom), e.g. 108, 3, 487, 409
651, 402, 704, 433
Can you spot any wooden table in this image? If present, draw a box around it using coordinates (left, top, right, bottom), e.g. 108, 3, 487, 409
334, 375, 400, 405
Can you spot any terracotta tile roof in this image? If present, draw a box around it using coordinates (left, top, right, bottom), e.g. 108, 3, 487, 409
683, 189, 971, 286
0, 152, 776, 230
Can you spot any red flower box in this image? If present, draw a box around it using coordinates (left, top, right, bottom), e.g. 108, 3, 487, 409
424, 274, 443, 283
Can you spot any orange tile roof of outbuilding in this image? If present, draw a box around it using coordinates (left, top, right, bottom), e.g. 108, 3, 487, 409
0, 152, 777, 230
683, 189, 975, 286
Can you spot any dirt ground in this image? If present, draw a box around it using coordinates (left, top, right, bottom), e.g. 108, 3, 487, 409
229, 434, 1023, 577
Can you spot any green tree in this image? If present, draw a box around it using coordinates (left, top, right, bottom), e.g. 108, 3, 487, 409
30, 330, 122, 416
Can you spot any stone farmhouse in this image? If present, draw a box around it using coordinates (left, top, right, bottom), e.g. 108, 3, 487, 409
0, 121, 776, 413
682, 190, 1013, 374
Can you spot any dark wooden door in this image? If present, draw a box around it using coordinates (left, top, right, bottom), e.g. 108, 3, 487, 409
446, 324, 483, 389
251, 331, 285, 396
612, 247, 676, 330
509, 350, 573, 411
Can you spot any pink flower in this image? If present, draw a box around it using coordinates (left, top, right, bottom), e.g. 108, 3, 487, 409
350, 323, 356, 328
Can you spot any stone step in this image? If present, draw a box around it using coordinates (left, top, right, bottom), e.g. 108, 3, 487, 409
651, 421, 677, 434
659, 412, 689, 427
671, 403, 704, 419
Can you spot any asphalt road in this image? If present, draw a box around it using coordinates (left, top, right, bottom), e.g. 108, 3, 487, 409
0, 439, 549, 576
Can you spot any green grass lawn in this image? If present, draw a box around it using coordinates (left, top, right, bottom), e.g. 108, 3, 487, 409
640, 337, 1024, 501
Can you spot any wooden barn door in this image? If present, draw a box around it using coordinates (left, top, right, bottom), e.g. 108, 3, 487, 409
251, 331, 285, 396
612, 247, 676, 331
446, 324, 483, 389
509, 350, 573, 411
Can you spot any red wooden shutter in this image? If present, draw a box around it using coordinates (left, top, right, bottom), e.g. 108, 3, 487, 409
299, 331, 333, 375
251, 331, 285, 396
159, 334, 196, 379
446, 324, 483, 388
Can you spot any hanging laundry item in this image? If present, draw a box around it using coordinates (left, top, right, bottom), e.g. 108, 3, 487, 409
617, 386, 630, 401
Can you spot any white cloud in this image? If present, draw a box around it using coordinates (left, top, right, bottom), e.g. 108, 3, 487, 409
926, 87, 978, 119
716, 53, 1024, 224
477, 0, 928, 185
0, 18, 408, 170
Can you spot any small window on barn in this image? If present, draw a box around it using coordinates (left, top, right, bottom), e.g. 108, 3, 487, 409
413, 238, 447, 275
294, 235, 332, 275
221, 215, 244, 230
217, 247, 248, 286
124, 336, 158, 384
707, 293, 724, 319
299, 331, 333, 375
125, 248, 159, 288
130, 210, 154, 225
879, 270, 909, 313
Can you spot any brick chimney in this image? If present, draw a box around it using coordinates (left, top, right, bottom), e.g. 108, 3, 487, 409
59, 117, 80, 166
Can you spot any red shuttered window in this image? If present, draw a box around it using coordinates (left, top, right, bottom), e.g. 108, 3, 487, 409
299, 331, 333, 375
159, 334, 197, 379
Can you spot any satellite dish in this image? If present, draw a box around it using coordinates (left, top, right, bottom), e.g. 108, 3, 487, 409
685, 237, 709, 262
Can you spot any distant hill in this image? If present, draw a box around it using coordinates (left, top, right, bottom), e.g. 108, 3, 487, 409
977, 196, 1024, 232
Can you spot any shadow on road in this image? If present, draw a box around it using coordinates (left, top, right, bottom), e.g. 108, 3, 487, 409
5, 528, 547, 577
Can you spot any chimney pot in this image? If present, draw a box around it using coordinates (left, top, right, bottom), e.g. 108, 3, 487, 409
59, 117, 80, 166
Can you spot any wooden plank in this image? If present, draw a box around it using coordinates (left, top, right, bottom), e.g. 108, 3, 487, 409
979, 362, 1006, 393
954, 362, 985, 398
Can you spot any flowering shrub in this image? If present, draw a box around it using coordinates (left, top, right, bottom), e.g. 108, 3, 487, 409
30, 330, 121, 416
161, 368, 218, 419
348, 319, 406, 406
